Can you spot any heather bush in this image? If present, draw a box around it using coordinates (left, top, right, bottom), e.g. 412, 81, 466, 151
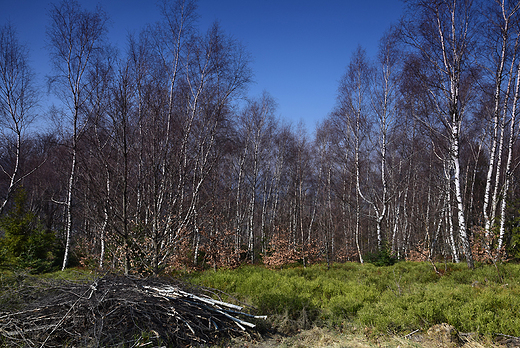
189, 262, 520, 337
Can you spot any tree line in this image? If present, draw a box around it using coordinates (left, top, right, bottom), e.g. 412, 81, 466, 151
1, 0, 520, 274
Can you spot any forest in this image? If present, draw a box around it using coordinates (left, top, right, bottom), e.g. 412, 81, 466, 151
1, 0, 520, 275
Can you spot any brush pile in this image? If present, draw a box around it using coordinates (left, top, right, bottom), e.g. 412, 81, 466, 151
0, 272, 266, 347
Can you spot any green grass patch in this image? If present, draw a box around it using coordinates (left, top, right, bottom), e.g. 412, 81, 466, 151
187, 262, 520, 337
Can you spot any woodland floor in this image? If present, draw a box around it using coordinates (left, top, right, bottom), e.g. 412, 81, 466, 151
221, 325, 520, 348
1, 270, 519, 348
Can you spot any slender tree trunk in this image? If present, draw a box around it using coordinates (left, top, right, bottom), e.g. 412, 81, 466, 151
483, 16, 509, 243
468, 142, 482, 226
235, 152, 246, 253
99, 170, 110, 269
327, 166, 335, 263
62, 135, 76, 271
248, 172, 256, 263
452, 120, 473, 268
497, 59, 520, 255
491, 110, 506, 225
0, 131, 21, 215
261, 179, 268, 254
445, 160, 460, 263
0, 24, 38, 215
355, 190, 363, 263
123, 112, 130, 275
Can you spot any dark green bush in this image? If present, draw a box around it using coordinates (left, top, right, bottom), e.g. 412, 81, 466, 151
363, 243, 397, 266
0, 189, 61, 273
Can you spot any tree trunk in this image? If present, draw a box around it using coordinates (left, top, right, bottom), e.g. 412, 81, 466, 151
62, 139, 76, 271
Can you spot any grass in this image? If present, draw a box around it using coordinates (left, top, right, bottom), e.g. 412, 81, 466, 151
0, 263, 515, 347
187, 261, 520, 338
0, 268, 97, 312
225, 326, 429, 348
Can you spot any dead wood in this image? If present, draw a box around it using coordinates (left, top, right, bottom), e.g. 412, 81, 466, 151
0, 273, 266, 347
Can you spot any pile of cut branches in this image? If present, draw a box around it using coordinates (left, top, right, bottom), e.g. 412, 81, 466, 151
0, 272, 266, 347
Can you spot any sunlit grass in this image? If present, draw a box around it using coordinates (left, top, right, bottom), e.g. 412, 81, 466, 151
188, 261, 520, 337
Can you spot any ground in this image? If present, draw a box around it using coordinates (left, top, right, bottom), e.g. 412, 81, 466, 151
218, 325, 514, 348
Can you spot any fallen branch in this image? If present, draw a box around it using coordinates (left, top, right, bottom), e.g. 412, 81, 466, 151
0, 273, 266, 347
404, 329, 420, 339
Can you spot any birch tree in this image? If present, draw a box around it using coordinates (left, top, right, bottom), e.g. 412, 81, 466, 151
331, 47, 373, 258
496, 65, 520, 254
315, 121, 337, 265
368, 30, 402, 251
480, 0, 520, 250
236, 93, 276, 262
101, 61, 135, 274
401, 0, 478, 268
0, 24, 39, 215
129, 11, 251, 272
132, 0, 197, 273
47, 0, 109, 270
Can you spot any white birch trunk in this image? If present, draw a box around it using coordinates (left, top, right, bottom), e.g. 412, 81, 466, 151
452, 123, 472, 267
62, 135, 76, 271
437, 1, 473, 268
445, 161, 459, 263
99, 168, 110, 269
497, 58, 520, 254
0, 24, 39, 215
483, 12, 510, 241
0, 132, 21, 215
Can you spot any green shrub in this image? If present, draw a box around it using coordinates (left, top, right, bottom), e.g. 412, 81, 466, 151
363, 243, 398, 266
0, 189, 61, 273
188, 262, 520, 338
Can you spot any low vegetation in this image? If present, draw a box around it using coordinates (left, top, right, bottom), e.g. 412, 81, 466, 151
0, 190, 63, 274
1, 261, 519, 347
188, 261, 520, 341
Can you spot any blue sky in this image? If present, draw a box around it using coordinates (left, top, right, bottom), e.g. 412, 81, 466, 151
2, 0, 404, 134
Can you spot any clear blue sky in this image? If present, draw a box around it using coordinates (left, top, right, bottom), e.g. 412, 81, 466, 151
2, 0, 404, 134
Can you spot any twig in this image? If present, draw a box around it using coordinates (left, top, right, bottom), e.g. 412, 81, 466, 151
178, 289, 244, 311
0, 273, 265, 347
39, 279, 97, 348
404, 329, 420, 339
495, 333, 520, 339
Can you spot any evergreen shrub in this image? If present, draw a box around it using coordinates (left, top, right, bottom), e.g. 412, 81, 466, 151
0, 189, 61, 273
363, 243, 398, 266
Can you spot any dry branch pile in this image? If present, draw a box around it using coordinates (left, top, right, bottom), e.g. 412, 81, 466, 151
0, 273, 266, 347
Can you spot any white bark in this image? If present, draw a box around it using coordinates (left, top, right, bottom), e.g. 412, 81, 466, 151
99, 170, 109, 269
403, 0, 475, 267
484, 2, 520, 251
62, 146, 76, 271
445, 160, 460, 263
483, 23, 508, 240
47, 1, 108, 270
0, 24, 38, 215
234, 143, 248, 252
498, 55, 520, 254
